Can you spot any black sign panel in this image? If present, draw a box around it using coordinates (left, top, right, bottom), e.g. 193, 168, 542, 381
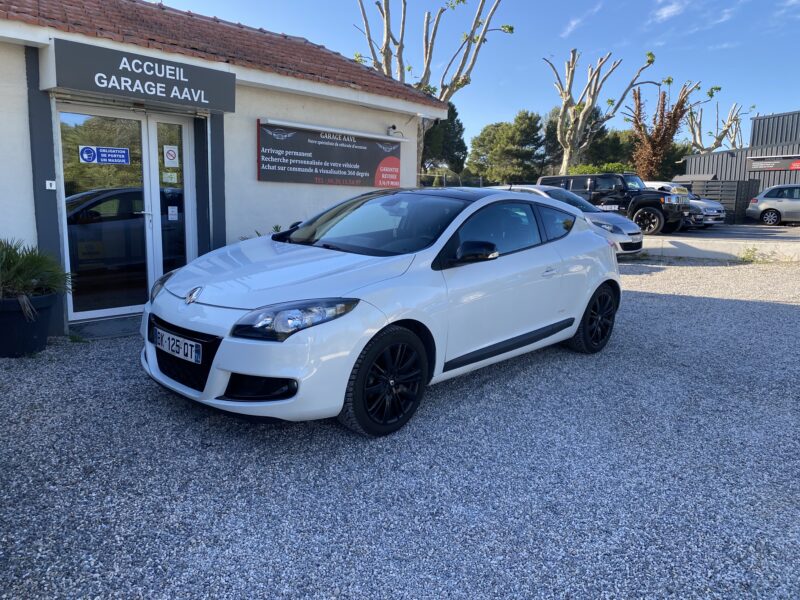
52, 39, 236, 112
257, 122, 402, 187
747, 156, 800, 172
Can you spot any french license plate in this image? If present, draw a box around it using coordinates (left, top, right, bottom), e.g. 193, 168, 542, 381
599, 204, 619, 211
153, 327, 202, 364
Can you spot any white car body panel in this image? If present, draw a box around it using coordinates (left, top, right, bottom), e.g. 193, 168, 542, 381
141, 190, 620, 421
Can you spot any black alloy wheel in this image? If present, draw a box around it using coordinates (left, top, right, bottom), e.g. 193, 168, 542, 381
587, 289, 616, 347
338, 325, 428, 436
632, 207, 665, 235
364, 342, 423, 426
566, 283, 618, 354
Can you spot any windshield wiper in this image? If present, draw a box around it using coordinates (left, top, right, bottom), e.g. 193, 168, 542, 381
317, 242, 348, 252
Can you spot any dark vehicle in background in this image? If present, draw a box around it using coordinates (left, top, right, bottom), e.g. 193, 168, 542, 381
537, 172, 690, 235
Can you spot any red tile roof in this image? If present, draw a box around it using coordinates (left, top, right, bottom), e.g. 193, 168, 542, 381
0, 0, 445, 109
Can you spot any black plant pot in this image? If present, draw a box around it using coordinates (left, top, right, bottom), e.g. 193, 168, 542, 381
0, 294, 56, 357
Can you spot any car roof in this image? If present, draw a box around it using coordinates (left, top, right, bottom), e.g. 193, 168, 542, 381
379, 187, 502, 202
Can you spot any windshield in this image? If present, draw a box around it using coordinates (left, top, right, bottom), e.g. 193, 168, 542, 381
623, 175, 646, 190
543, 188, 601, 213
283, 192, 469, 256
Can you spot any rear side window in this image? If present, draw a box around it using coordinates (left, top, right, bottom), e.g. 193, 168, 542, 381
595, 176, 617, 192
540, 177, 566, 189
764, 188, 783, 198
538, 206, 576, 241
569, 177, 591, 192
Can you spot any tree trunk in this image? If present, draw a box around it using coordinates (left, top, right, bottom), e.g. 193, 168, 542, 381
417, 117, 436, 185
559, 146, 573, 175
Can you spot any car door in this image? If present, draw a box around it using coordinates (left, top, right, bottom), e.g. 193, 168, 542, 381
439, 201, 566, 370
784, 186, 800, 219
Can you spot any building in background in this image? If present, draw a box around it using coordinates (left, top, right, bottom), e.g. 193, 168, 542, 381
0, 0, 446, 334
683, 110, 800, 191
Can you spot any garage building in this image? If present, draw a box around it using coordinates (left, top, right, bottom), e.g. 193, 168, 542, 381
0, 0, 446, 334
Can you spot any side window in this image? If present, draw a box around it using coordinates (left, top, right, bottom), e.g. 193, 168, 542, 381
456, 202, 541, 256
788, 187, 800, 199
85, 191, 140, 221
595, 176, 616, 192
569, 177, 591, 192
538, 206, 576, 241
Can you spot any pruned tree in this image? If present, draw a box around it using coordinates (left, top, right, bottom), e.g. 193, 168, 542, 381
543, 49, 659, 175
687, 102, 752, 153
355, 0, 513, 102
625, 82, 701, 180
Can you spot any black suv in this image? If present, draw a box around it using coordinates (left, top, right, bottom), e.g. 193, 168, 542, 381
537, 172, 689, 234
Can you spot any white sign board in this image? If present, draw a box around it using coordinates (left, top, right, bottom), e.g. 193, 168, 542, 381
163, 145, 180, 168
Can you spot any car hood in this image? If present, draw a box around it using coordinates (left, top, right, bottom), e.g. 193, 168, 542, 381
585, 211, 641, 234
690, 198, 725, 211
165, 237, 414, 310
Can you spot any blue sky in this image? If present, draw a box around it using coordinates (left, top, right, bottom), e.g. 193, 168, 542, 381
162, 0, 799, 147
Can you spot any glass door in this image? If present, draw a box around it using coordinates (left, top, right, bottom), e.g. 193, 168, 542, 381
58, 107, 196, 320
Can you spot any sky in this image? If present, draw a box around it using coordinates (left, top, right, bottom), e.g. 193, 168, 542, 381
159, 0, 800, 148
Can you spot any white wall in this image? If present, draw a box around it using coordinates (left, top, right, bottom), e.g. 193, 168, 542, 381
0, 42, 37, 247
224, 85, 420, 242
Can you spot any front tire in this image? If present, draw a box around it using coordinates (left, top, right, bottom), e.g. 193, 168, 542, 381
761, 209, 781, 226
632, 207, 665, 235
566, 284, 618, 354
338, 325, 428, 436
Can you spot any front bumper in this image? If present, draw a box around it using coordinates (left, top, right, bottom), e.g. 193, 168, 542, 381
687, 211, 727, 226
140, 293, 388, 421
615, 231, 643, 254
663, 203, 691, 222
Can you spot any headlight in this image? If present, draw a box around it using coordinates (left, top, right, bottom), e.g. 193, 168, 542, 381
591, 220, 623, 235
232, 298, 359, 341
150, 269, 177, 303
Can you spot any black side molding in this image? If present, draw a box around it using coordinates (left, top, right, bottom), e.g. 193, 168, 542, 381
443, 318, 575, 372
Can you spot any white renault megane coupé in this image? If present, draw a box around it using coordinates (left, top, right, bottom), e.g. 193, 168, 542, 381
142, 188, 620, 436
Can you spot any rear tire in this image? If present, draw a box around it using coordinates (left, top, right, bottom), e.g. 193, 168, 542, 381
632, 207, 665, 235
338, 325, 428, 437
761, 209, 781, 226
566, 284, 618, 354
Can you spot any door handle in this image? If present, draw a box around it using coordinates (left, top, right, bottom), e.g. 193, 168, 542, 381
542, 266, 559, 278
134, 211, 152, 216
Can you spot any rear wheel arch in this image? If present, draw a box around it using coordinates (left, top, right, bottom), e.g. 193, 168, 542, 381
601, 279, 621, 308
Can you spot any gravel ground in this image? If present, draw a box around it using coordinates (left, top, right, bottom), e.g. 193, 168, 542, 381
1, 259, 798, 598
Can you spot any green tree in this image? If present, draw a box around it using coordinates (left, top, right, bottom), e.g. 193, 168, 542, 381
422, 102, 468, 172
467, 111, 545, 184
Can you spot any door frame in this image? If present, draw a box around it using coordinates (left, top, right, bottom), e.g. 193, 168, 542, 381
54, 103, 198, 322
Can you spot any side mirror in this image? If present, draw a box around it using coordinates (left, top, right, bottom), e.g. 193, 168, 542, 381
454, 240, 499, 264
613, 183, 625, 192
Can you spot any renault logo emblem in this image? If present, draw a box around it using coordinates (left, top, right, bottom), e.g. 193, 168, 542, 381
185, 286, 203, 304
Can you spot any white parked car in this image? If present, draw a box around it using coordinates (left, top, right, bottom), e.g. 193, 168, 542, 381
141, 188, 621, 436
492, 185, 643, 254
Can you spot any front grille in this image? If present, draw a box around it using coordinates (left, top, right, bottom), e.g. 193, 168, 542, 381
149, 315, 222, 392
620, 241, 643, 252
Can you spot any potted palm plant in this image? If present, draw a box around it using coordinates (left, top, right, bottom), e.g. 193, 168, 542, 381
0, 239, 70, 357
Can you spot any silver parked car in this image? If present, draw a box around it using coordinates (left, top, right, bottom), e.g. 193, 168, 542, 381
493, 185, 643, 254
746, 185, 800, 225
645, 181, 726, 228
